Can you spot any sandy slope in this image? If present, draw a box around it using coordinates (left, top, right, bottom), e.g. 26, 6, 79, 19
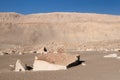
0, 12, 120, 49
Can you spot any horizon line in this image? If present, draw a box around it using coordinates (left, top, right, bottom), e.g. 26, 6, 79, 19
0, 11, 120, 16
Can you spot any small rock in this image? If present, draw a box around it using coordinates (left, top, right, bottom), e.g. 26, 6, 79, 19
15, 59, 26, 72
4, 52, 9, 55
9, 65, 15, 71
104, 53, 117, 58
82, 63, 86, 66
0, 52, 4, 56
35, 56, 38, 60
18, 52, 23, 55
9, 64, 15, 68
30, 51, 37, 54
37, 47, 48, 54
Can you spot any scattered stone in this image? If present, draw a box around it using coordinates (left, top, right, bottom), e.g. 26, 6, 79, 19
116, 57, 120, 59
15, 59, 26, 72
18, 52, 23, 55
37, 47, 48, 54
9, 50, 16, 54
118, 50, 120, 52
104, 53, 117, 58
3, 52, 9, 55
86, 49, 94, 51
9, 65, 15, 71
82, 63, 86, 66
114, 49, 120, 52
0, 52, 4, 56
7, 47, 84, 71
30, 51, 37, 54
0, 51, 10, 55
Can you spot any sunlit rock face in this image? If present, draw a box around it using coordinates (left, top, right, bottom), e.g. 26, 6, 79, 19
33, 59, 66, 71
14, 59, 26, 72
33, 53, 79, 71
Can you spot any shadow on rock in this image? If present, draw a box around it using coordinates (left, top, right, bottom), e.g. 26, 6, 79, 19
67, 55, 85, 68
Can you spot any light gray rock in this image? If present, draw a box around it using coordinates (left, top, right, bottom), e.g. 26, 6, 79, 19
104, 53, 117, 58
15, 59, 26, 72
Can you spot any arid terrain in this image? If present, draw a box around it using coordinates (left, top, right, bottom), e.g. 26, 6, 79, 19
0, 12, 120, 50
0, 51, 120, 80
0, 12, 120, 80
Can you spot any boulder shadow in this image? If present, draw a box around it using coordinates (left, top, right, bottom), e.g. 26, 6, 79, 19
25, 64, 33, 70
67, 55, 85, 68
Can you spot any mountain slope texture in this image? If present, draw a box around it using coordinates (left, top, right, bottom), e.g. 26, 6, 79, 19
0, 12, 120, 49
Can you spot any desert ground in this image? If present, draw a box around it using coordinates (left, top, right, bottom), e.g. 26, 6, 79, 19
0, 12, 120, 80
0, 51, 120, 80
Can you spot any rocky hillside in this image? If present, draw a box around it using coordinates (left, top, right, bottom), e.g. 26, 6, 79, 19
0, 12, 120, 49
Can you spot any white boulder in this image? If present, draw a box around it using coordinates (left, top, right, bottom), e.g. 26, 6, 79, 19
15, 59, 26, 72
33, 59, 66, 71
33, 53, 79, 71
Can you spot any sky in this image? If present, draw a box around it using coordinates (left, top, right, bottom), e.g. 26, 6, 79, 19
0, 0, 120, 15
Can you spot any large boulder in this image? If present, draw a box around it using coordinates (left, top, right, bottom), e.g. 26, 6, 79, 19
33, 53, 79, 71
33, 57, 66, 71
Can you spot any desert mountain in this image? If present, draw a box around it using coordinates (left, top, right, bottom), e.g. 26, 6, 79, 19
0, 12, 120, 49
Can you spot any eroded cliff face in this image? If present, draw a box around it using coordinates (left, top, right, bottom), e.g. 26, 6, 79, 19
0, 12, 120, 49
